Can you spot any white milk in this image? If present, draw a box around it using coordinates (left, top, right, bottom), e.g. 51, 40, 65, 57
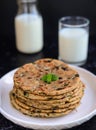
15, 14, 43, 53
59, 28, 89, 63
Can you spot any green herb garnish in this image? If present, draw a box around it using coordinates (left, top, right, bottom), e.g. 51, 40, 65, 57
24, 91, 29, 97
41, 74, 58, 84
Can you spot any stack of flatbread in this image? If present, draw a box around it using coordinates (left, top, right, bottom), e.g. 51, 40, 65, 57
10, 58, 85, 118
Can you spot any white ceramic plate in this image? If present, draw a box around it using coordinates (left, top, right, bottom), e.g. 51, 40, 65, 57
0, 66, 96, 130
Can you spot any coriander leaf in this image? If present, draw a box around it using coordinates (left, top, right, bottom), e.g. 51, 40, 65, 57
41, 73, 58, 84
52, 74, 58, 81
46, 74, 52, 83
41, 75, 47, 82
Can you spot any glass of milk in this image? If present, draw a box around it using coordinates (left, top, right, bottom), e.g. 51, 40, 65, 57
15, 0, 43, 54
58, 16, 89, 66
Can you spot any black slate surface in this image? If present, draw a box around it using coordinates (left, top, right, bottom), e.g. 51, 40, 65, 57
0, 36, 96, 130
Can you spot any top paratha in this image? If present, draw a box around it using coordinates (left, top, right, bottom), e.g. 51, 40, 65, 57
13, 58, 82, 96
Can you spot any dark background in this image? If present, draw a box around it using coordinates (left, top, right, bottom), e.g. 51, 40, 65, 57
0, 0, 96, 45
1, 1, 96, 130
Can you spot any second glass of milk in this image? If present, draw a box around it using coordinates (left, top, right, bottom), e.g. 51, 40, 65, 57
58, 16, 89, 66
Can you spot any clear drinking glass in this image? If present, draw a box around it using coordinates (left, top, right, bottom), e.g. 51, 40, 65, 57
58, 16, 89, 66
